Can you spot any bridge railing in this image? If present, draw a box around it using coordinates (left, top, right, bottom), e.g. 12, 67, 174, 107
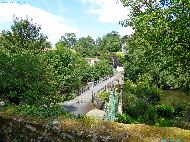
77, 75, 114, 96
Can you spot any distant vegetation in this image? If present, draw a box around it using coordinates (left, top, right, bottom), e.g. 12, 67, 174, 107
0, 17, 123, 118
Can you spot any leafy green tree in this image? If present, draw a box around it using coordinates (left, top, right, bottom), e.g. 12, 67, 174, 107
121, 0, 190, 91
45, 45, 89, 94
0, 17, 51, 53
0, 50, 57, 105
0, 18, 57, 105
56, 33, 77, 48
75, 36, 96, 57
94, 59, 113, 79
100, 31, 121, 52
86, 59, 113, 81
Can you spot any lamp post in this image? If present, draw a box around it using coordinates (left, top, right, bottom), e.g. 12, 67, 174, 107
91, 80, 94, 103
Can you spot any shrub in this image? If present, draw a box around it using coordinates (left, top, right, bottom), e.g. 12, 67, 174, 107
98, 91, 110, 102
173, 117, 190, 130
123, 76, 165, 125
136, 85, 161, 105
124, 95, 149, 118
136, 74, 161, 105
173, 104, 186, 117
143, 106, 158, 124
10, 104, 72, 119
156, 118, 174, 127
118, 114, 135, 124
123, 78, 161, 119
156, 104, 174, 118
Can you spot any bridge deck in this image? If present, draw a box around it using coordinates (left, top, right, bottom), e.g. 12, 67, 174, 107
63, 72, 124, 115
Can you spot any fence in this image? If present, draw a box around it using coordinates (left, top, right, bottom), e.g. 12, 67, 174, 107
77, 75, 113, 96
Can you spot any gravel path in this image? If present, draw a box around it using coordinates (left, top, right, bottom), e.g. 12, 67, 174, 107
63, 72, 124, 115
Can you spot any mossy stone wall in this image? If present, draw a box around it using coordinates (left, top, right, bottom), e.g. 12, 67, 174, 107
0, 114, 130, 142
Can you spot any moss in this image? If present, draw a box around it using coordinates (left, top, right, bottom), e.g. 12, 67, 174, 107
0, 110, 130, 142
0, 110, 190, 142
123, 124, 190, 141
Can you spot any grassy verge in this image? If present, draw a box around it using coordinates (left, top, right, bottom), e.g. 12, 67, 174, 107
160, 90, 190, 105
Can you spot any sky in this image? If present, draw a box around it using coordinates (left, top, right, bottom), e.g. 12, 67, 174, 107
0, 0, 133, 45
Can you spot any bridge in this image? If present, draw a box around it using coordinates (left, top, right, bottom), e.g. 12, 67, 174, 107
63, 72, 124, 117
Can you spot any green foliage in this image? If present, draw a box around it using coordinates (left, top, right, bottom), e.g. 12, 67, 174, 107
98, 92, 110, 102
156, 104, 174, 118
121, 0, 190, 91
173, 104, 186, 117
10, 104, 70, 119
0, 17, 57, 106
0, 16, 51, 53
162, 138, 182, 142
44, 45, 88, 94
123, 78, 190, 128
56, 33, 77, 48
82, 59, 113, 81
69, 31, 122, 57
75, 36, 97, 57
124, 76, 161, 107
115, 52, 126, 64
93, 59, 113, 79
121, 0, 190, 128
156, 118, 174, 127
118, 114, 135, 124
124, 93, 148, 118
100, 31, 121, 52
123, 78, 163, 124
173, 116, 190, 130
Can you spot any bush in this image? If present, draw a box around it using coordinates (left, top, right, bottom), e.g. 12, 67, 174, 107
156, 118, 174, 127
173, 104, 186, 117
136, 74, 161, 105
123, 78, 161, 119
143, 106, 158, 124
173, 117, 190, 130
98, 91, 110, 102
124, 95, 149, 118
10, 104, 72, 119
123, 77, 164, 125
118, 114, 135, 124
156, 104, 174, 118
136, 85, 161, 105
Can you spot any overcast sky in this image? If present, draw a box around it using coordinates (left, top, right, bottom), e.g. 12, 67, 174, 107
0, 0, 133, 45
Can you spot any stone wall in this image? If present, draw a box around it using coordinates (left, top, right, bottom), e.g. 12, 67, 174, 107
0, 113, 130, 142
1, 111, 190, 142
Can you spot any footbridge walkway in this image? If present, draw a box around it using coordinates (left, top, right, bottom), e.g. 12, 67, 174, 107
63, 72, 124, 117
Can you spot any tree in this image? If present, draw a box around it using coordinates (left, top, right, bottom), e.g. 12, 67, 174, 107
75, 36, 96, 57
56, 33, 77, 48
45, 45, 89, 94
94, 59, 113, 79
0, 18, 56, 105
0, 16, 51, 53
121, 0, 190, 90
100, 31, 121, 52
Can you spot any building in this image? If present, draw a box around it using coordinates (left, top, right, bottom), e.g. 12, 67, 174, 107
85, 58, 100, 66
